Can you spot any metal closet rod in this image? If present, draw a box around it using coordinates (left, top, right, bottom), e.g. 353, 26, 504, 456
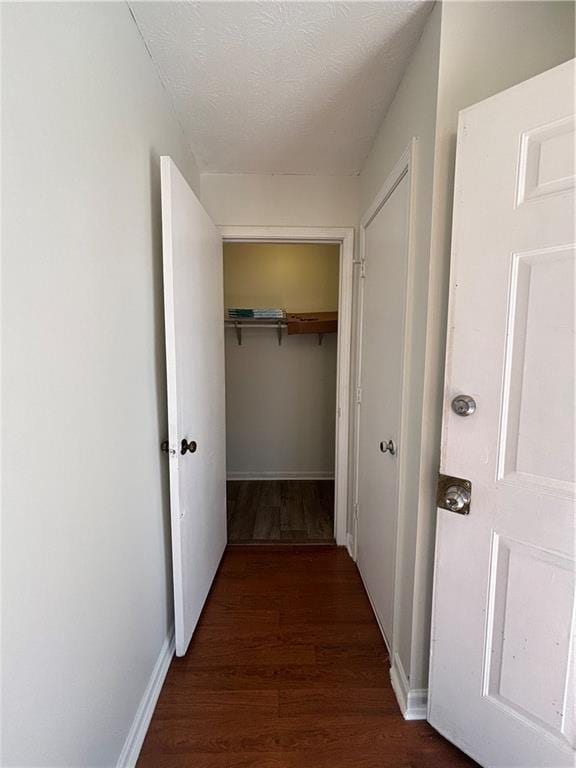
224, 321, 287, 327
225, 319, 286, 346
224, 319, 325, 347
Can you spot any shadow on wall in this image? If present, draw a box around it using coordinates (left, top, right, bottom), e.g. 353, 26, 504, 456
149, 149, 173, 627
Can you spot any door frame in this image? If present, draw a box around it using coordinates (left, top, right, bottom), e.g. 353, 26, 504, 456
353, 140, 418, 700
219, 225, 354, 547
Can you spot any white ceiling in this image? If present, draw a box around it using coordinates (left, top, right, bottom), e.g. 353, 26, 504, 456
129, 1, 433, 175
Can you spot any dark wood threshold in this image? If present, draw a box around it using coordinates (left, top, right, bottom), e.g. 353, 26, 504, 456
227, 479, 334, 544
228, 538, 337, 547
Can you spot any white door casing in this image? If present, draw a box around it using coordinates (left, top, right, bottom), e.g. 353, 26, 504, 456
218, 226, 355, 548
356, 143, 416, 658
429, 61, 575, 767
161, 156, 227, 657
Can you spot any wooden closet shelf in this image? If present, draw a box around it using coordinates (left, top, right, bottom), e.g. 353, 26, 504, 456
286, 312, 338, 335
224, 312, 337, 346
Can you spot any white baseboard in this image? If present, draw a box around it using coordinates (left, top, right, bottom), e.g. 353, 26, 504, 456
227, 471, 335, 481
116, 628, 175, 768
346, 531, 355, 560
390, 651, 428, 720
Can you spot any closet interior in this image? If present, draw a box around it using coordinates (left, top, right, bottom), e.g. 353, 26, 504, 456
223, 241, 340, 544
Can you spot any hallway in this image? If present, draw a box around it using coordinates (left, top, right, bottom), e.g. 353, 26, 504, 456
138, 547, 476, 767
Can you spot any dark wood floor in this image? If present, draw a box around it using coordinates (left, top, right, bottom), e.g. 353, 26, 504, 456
227, 480, 334, 543
138, 546, 477, 767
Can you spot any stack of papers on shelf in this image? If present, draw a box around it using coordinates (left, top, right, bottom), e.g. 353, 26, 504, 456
253, 309, 286, 319
227, 308, 286, 319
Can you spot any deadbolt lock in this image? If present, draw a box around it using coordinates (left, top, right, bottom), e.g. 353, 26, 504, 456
437, 474, 472, 515
451, 394, 477, 417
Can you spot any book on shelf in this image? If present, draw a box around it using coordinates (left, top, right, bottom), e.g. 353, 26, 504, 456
227, 308, 286, 319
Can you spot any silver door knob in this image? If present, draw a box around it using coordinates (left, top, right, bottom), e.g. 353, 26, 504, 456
451, 394, 476, 416
443, 484, 471, 513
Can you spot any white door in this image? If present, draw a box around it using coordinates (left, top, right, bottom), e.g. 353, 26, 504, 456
161, 156, 227, 657
429, 61, 575, 767
357, 151, 413, 650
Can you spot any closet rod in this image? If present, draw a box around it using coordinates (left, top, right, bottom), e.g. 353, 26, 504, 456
224, 319, 287, 346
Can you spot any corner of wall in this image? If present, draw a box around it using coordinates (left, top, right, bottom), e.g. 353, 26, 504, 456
390, 652, 428, 721
116, 629, 175, 768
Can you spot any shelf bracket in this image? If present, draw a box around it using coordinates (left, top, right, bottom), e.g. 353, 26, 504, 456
234, 321, 242, 346
277, 322, 283, 346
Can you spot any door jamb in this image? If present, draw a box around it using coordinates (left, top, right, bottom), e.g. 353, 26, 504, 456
219, 225, 354, 547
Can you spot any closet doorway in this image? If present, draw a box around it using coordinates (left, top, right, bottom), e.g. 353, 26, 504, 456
220, 227, 354, 547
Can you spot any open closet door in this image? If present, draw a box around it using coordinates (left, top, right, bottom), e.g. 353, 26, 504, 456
161, 156, 226, 657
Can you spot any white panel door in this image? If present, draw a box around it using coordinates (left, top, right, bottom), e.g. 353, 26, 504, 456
357, 164, 411, 649
161, 156, 227, 657
429, 61, 575, 767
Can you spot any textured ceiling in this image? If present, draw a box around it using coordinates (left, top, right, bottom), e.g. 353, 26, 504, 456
129, 1, 434, 175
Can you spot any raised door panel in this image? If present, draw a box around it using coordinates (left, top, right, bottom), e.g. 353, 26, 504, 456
484, 534, 575, 748
498, 246, 575, 496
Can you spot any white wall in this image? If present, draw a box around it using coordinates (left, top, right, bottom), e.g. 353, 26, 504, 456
201, 173, 358, 484
1, 4, 200, 765
201, 172, 358, 227
225, 331, 338, 478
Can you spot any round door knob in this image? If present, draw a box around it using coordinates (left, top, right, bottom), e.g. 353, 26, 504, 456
181, 438, 197, 455
451, 394, 476, 417
379, 439, 396, 456
443, 484, 471, 513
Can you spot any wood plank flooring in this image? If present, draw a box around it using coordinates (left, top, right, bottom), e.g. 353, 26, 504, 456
138, 546, 477, 768
227, 480, 334, 544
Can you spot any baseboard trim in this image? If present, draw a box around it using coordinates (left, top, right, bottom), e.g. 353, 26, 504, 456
346, 531, 355, 561
390, 651, 428, 721
116, 628, 175, 768
227, 471, 335, 481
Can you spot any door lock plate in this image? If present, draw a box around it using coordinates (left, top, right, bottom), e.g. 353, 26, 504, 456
437, 474, 472, 515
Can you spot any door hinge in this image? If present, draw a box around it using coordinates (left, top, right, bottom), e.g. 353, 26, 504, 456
356, 386, 362, 404
360, 261, 366, 278
354, 502, 359, 521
